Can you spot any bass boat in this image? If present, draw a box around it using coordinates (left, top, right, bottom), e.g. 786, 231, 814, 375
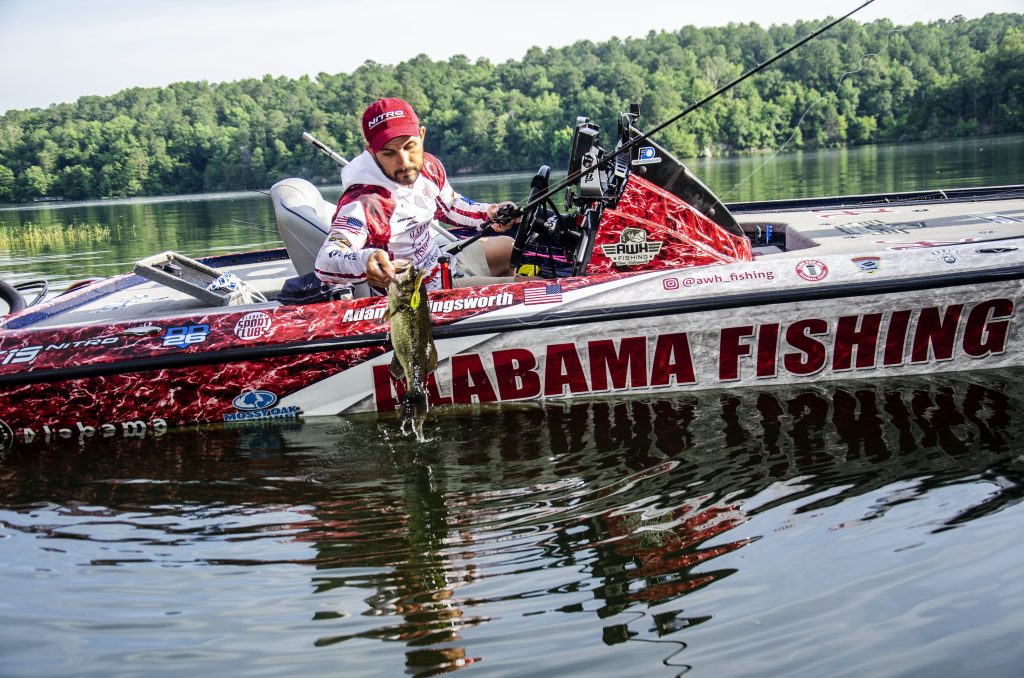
1, 107, 1022, 449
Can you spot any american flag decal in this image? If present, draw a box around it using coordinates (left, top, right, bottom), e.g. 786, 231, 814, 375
524, 283, 563, 305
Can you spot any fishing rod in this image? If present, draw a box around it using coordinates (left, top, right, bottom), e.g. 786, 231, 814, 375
302, 131, 349, 167
492, 0, 877, 226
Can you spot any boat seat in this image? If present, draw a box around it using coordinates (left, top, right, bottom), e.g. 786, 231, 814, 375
271, 177, 335, 277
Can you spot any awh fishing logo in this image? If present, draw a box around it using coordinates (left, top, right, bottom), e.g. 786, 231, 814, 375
632, 146, 662, 166
601, 228, 663, 266
224, 390, 300, 422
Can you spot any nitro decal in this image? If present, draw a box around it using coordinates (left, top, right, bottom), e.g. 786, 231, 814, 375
0, 336, 120, 365
15, 418, 168, 445
224, 389, 300, 422
162, 323, 210, 348
851, 256, 881, 273
234, 311, 272, 340
342, 292, 515, 322
795, 260, 829, 282
371, 299, 1013, 411
601, 228, 663, 266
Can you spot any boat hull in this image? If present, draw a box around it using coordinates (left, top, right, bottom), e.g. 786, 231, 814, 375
1, 240, 1020, 448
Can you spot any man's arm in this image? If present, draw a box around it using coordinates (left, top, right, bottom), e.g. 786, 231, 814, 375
314, 199, 377, 284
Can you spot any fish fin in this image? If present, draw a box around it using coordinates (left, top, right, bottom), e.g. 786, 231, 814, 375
390, 354, 403, 380
427, 342, 438, 373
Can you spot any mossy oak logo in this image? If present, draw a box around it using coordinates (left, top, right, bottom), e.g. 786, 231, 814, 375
601, 228, 663, 266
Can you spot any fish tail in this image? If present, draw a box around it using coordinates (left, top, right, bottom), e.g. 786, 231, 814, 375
401, 389, 429, 422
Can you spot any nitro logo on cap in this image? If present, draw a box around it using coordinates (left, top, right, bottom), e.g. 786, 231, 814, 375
366, 110, 406, 129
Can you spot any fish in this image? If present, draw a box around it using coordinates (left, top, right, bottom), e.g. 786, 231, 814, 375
386, 263, 438, 442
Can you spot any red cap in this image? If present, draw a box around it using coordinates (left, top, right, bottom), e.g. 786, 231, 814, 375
361, 98, 421, 153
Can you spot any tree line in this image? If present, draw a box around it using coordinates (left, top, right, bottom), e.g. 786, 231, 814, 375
0, 13, 1021, 203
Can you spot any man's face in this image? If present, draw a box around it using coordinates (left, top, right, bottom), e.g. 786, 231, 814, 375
373, 128, 426, 186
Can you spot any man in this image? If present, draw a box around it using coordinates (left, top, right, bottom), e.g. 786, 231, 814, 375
314, 97, 518, 293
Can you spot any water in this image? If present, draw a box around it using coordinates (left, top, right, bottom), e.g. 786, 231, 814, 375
2, 137, 1024, 676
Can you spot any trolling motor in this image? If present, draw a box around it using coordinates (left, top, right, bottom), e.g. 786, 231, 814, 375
510, 114, 635, 277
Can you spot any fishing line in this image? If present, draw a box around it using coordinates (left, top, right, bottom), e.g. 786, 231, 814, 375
721, 28, 905, 199
494, 0, 878, 220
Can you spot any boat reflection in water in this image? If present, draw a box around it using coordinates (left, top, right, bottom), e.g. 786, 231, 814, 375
2, 370, 1022, 675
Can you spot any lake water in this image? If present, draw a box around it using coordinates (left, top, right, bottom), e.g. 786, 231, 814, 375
2, 137, 1024, 676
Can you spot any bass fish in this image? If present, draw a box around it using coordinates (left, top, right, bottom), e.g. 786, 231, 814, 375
386, 263, 438, 442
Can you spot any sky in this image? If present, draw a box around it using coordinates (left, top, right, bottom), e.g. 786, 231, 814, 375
1, 0, 1020, 114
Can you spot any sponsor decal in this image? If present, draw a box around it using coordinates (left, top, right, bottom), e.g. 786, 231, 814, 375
0, 419, 12, 450
977, 246, 1018, 254
851, 256, 881, 273
678, 270, 776, 288
15, 418, 168, 445
875, 238, 979, 250
601, 228, 664, 266
234, 311, 272, 340
931, 249, 959, 265
972, 213, 1023, 224
371, 299, 1013, 411
366, 109, 405, 129
223, 406, 301, 422
162, 323, 210, 348
795, 260, 829, 282
835, 220, 926, 235
328, 233, 353, 248
232, 390, 279, 410
632, 146, 662, 166
816, 208, 896, 218
0, 336, 119, 365
341, 292, 515, 322
224, 389, 299, 422
524, 283, 563, 306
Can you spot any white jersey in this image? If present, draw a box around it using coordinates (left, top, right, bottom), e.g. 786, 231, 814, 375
314, 150, 492, 291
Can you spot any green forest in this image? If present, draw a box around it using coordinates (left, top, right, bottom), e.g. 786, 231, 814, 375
0, 13, 1021, 203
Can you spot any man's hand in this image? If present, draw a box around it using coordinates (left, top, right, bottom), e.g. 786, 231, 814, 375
366, 250, 406, 288
486, 201, 521, 233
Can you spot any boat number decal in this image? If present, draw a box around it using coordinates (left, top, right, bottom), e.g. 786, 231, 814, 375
234, 311, 272, 340
163, 323, 210, 348
795, 259, 829, 282
601, 228, 663, 266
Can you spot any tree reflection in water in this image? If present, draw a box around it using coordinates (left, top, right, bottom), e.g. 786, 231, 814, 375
1, 371, 1021, 675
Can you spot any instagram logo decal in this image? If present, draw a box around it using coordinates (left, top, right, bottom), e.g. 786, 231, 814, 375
663, 277, 680, 290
